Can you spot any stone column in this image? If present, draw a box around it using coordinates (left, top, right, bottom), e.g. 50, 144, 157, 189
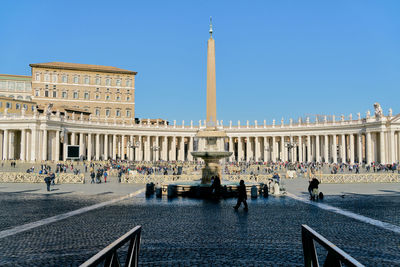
324, 135, 329, 163
379, 131, 385, 164
271, 136, 276, 162
280, 136, 285, 162
79, 133, 84, 159
71, 132, 76, 145
357, 133, 362, 163
246, 137, 251, 162
228, 137, 234, 161
62, 131, 68, 161
307, 135, 311, 162
397, 132, 400, 163
155, 136, 160, 161
87, 133, 92, 161
128, 135, 133, 161
171, 136, 176, 161
55, 130, 60, 161
42, 129, 47, 161
298, 136, 302, 162
187, 136, 193, 161
349, 134, 355, 164
19, 129, 25, 161
332, 134, 337, 163
121, 135, 125, 160
112, 134, 117, 160
340, 134, 346, 163
288, 136, 293, 162
161, 136, 167, 161
178, 137, 184, 161
238, 137, 243, 162
390, 130, 395, 163
104, 134, 108, 160
95, 134, 100, 160
4, 129, 9, 160
366, 132, 372, 165
254, 137, 260, 162
315, 135, 320, 163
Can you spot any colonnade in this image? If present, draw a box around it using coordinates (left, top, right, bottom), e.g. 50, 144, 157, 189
229, 132, 400, 164
1, 128, 400, 164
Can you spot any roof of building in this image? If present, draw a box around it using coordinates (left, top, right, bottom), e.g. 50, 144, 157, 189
29, 62, 137, 75
0, 74, 31, 81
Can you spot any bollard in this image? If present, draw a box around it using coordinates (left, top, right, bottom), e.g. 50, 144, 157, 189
146, 183, 155, 196
155, 187, 162, 198
167, 184, 177, 198
251, 185, 258, 199
263, 184, 269, 197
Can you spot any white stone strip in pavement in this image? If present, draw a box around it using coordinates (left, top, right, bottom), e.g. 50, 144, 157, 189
286, 192, 400, 235
0, 188, 145, 239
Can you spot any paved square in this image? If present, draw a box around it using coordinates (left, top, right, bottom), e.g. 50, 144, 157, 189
0, 181, 400, 266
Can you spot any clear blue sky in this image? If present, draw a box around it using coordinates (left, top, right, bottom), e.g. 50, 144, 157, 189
1, 0, 399, 124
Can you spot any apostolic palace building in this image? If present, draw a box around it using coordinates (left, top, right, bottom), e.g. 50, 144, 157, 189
0, 30, 400, 165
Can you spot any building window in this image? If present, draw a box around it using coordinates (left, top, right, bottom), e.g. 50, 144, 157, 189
62, 91, 67, 98
44, 73, 50, 82
23, 104, 27, 110
52, 74, 57, 83
126, 79, 132, 87
84, 76, 90, 84
16, 82, 24, 91
126, 96, 131, 101
95, 77, 101, 85
95, 109, 100, 116
106, 95, 110, 100
16, 103, 21, 110
0, 81, 6, 89
45, 91, 49, 97
84, 92, 89, 99
6, 102, 11, 108
31, 105, 35, 111
73, 76, 79, 84
105, 78, 111, 86
53, 91, 57, 97
106, 109, 110, 117
8, 81, 15, 90
73, 92, 78, 99
26, 83, 31, 90
116, 109, 121, 117
116, 79, 121, 86
95, 94, 100, 100
35, 90, 39, 96
62, 75, 68, 83
96, 88, 99, 92
53, 85, 56, 89
126, 110, 131, 117
35, 73, 40, 81
116, 96, 120, 101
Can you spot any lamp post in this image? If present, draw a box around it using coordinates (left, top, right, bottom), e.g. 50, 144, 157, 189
285, 137, 298, 162
151, 145, 160, 162
127, 140, 140, 162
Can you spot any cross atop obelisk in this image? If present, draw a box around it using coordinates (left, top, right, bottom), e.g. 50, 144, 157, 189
206, 17, 217, 128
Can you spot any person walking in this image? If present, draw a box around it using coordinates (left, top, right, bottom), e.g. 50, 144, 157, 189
90, 171, 95, 184
234, 180, 248, 211
44, 175, 51, 192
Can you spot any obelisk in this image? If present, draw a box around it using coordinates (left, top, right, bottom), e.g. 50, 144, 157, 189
206, 17, 216, 127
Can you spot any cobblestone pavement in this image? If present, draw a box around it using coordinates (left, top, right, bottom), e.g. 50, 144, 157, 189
1, 190, 400, 266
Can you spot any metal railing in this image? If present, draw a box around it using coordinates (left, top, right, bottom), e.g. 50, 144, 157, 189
80, 225, 141, 267
301, 225, 364, 267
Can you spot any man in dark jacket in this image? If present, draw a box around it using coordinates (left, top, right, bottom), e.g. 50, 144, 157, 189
234, 180, 248, 211
44, 176, 51, 192
308, 177, 320, 199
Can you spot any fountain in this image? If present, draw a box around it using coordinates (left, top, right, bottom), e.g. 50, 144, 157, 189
191, 17, 232, 184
